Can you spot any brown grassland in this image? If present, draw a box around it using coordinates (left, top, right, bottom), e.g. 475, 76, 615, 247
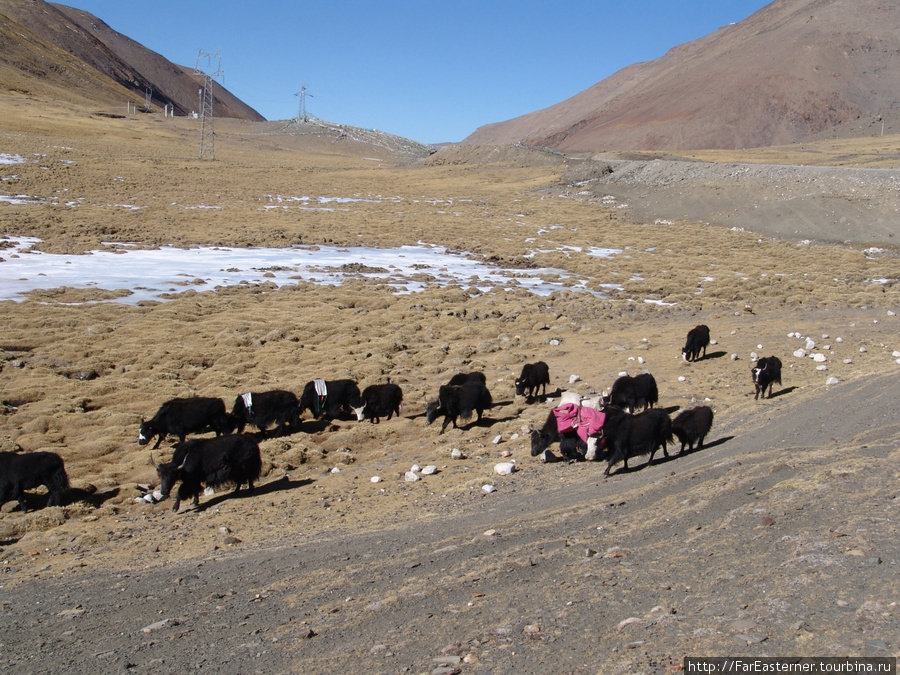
1, 94, 899, 673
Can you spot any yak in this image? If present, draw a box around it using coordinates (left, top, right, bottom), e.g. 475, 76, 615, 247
0, 451, 69, 512
515, 361, 550, 401
425, 380, 492, 434
139, 397, 231, 449
299, 379, 361, 420
671, 406, 714, 453
752, 356, 783, 400
600, 407, 673, 477
350, 383, 403, 423
682, 325, 711, 362
151, 434, 261, 512
230, 389, 300, 437
608, 373, 658, 413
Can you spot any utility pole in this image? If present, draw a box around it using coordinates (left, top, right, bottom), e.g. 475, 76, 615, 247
196, 49, 223, 160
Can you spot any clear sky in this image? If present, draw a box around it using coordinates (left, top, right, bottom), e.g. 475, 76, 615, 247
64, 1, 771, 145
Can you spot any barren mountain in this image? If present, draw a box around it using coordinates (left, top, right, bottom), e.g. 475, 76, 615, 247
464, 0, 900, 151
0, 0, 263, 120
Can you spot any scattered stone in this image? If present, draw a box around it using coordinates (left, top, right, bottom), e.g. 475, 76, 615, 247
492, 434, 502, 445
813, 353, 827, 362
494, 462, 516, 475
860, 347, 867, 353
569, 374, 580, 383
141, 618, 174, 633
826, 377, 840, 386
482, 485, 496, 494
370, 476, 382, 483
731, 353, 739, 361
421, 465, 437, 475
793, 349, 807, 358
330, 466, 340, 474
735, 633, 767, 645
450, 449, 465, 460
410, 464, 421, 473
404, 471, 419, 482
617, 616, 642, 631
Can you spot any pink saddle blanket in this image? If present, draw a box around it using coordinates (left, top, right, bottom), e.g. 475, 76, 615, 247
552, 403, 606, 442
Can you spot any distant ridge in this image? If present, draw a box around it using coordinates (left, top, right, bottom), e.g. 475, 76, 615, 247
0, 0, 263, 120
463, 0, 900, 152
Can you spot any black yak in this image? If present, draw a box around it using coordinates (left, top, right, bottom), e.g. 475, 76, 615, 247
671, 406, 714, 453
425, 380, 492, 434
350, 383, 403, 423
608, 373, 658, 413
515, 361, 550, 400
682, 325, 711, 362
230, 390, 300, 437
0, 451, 69, 512
752, 356, 782, 400
151, 434, 261, 512
138, 397, 231, 449
601, 407, 673, 477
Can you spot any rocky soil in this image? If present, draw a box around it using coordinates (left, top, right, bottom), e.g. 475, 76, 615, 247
0, 101, 898, 674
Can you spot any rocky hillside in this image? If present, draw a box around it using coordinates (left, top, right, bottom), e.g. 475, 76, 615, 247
0, 0, 263, 120
464, 0, 900, 151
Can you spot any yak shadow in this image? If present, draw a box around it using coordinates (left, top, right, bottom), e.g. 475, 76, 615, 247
766, 386, 798, 399
697, 350, 728, 361
193, 475, 312, 513
5, 486, 120, 513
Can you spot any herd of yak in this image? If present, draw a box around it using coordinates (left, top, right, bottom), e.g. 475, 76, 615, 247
0, 324, 785, 514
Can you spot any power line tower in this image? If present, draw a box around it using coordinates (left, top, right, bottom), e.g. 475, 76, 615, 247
196, 49, 223, 160
294, 82, 312, 122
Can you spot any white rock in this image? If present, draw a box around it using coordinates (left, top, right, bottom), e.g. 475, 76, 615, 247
788, 332, 795, 338
888, 310, 896, 317
410, 464, 421, 473
494, 462, 516, 476
816, 365, 828, 371
637, 356, 645, 364
826, 377, 840, 386
152, 490, 163, 501
709, 339, 718, 345
204, 487, 215, 496
330, 467, 341, 474
421, 465, 437, 475
482, 484, 496, 494
510, 432, 520, 441
450, 448, 465, 460
618, 371, 628, 377
628, 356, 635, 361
893, 351, 900, 358
492, 434, 502, 445
750, 352, 759, 361
678, 376, 686, 382
569, 374, 580, 383
731, 353, 739, 361
370, 476, 382, 483
813, 353, 827, 362
860, 347, 868, 353
843, 358, 853, 364
824, 344, 832, 350
805, 338, 816, 350
549, 339, 560, 346
896, 358, 900, 365
404, 471, 420, 482
836, 337, 843, 343
793, 349, 807, 358
757, 344, 763, 349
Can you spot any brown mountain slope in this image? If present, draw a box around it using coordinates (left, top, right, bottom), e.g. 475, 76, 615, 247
464, 0, 900, 151
0, 0, 263, 120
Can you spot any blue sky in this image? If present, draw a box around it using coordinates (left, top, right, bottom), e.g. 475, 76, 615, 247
66, 1, 771, 144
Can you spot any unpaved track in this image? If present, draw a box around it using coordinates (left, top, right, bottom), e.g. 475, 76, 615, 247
3, 371, 898, 674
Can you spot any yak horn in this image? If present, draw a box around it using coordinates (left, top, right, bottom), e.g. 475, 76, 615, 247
149, 454, 158, 469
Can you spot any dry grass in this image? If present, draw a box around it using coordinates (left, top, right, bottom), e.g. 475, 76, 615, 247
1, 96, 899, 571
